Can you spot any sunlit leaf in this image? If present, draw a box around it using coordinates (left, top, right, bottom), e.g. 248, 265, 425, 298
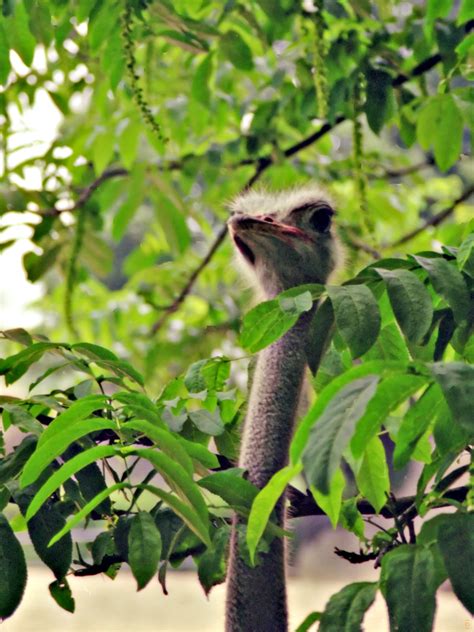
246, 463, 302, 564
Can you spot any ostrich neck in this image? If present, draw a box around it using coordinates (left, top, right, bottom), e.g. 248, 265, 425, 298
239, 308, 313, 484
225, 308, 314, 632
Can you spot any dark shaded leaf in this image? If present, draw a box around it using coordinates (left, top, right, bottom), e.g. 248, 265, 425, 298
219, 30, 254, 71
380, 545, 437, 632
49, 578, 75, 613
327, 285, 381, 358
128, 512, 162, 591
414, 256, 470, 323
365, 68, 394, 134
197, 527, 230, 595
319, 581, 377, 632
437, 512, 474, 614
430, 362, 474, 434
0, 514, 27, 619
375, 268, 433, 343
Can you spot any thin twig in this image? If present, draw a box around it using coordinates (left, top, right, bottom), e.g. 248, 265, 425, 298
369, 157, 435, 180
344, 229, 381, 259
38, 167, 128, 217
390, 183, 474, 247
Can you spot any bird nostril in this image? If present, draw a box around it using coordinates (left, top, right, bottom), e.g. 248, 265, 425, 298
263, 216, 274, 222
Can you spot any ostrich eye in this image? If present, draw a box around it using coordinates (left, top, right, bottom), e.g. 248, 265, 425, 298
309, 206, 333, 233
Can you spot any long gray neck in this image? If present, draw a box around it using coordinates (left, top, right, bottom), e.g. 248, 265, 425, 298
225, 309, 313, 632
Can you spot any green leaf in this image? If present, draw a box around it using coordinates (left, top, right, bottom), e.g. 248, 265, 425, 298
430, 362, 474, 435
71, 342, 118, 362
139, 484, 211, 547
355, 436, 389, 513
393, 385, 442, 469
189, 409, 224, 436
457, 0, 474, 24
437, 512, 474, 614
197, 527, 230, 595
114, 391, 164, 427
414, 256, 470, 323
306, 298, 335, 374
219, 30, 254, 71
184, 357, 230, 393
49, 579, 75, 613
92, 128, 115, 173
0, 514, 27, 619
240, 300, 298, 353
295, 611, 322, 632
38, 394, 109, 448
327, 285, 381, 358
20, 419, 118, 487
154, 193, 191, 255
25, 445, 118, 521
48, 483, 128, 547
302, 376, 379, 494
363, 322, 410, 363
123, 419, 194, 477
380, 544, 438, 632
426, 0, 453, 36
0, 342, 66, 384
118, 119, 142, 169
278, 290, 313, 315
246, 463, 302, 564
417, 94, 463, 171
23, 245, 61, 282
365, 68, 394, 134
310, 468, 345, 528
319, 582, 377, 632
350, 373, 428, 457
375, 268, 433, 344
111, 165, 145, 240
17, 497, 72, 580
0, 435, 37, 486
132, 448, 209, 527
291, 361, 407, 463
77, 0, 98, 22
9, 0, 36, 66
191, 53, 214, 106
89, 2, 118, 52
128, 512, 162, 591
198, 470, 258, 510
340, 498, 365, 540
175, 436, 219, 469
0, 24, 10, 85
457, 233, 474, 277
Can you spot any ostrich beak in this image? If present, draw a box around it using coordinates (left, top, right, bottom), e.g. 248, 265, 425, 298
228, 214, 313, 264
228, 214, 311, 242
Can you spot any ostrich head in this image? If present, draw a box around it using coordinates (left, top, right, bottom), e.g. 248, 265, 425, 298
228, 186, 341, 297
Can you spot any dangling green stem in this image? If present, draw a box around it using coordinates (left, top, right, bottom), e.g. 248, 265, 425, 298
121, 1, 167, 144
352, 74, 374, 237
313, 0, 328, 119
64, 207, 86, 338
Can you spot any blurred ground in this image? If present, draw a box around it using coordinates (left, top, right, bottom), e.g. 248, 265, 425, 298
2, 567, 469, 632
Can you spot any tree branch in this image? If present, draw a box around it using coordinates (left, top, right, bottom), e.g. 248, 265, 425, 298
38, 167, 128, 217
389, 183, 474, 247
286, 485, 467, 519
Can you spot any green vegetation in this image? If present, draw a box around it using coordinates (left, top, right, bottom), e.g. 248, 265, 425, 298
0, 1, 472, 629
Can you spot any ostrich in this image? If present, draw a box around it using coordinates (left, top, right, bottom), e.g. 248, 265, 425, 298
225, 186, 342, 632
